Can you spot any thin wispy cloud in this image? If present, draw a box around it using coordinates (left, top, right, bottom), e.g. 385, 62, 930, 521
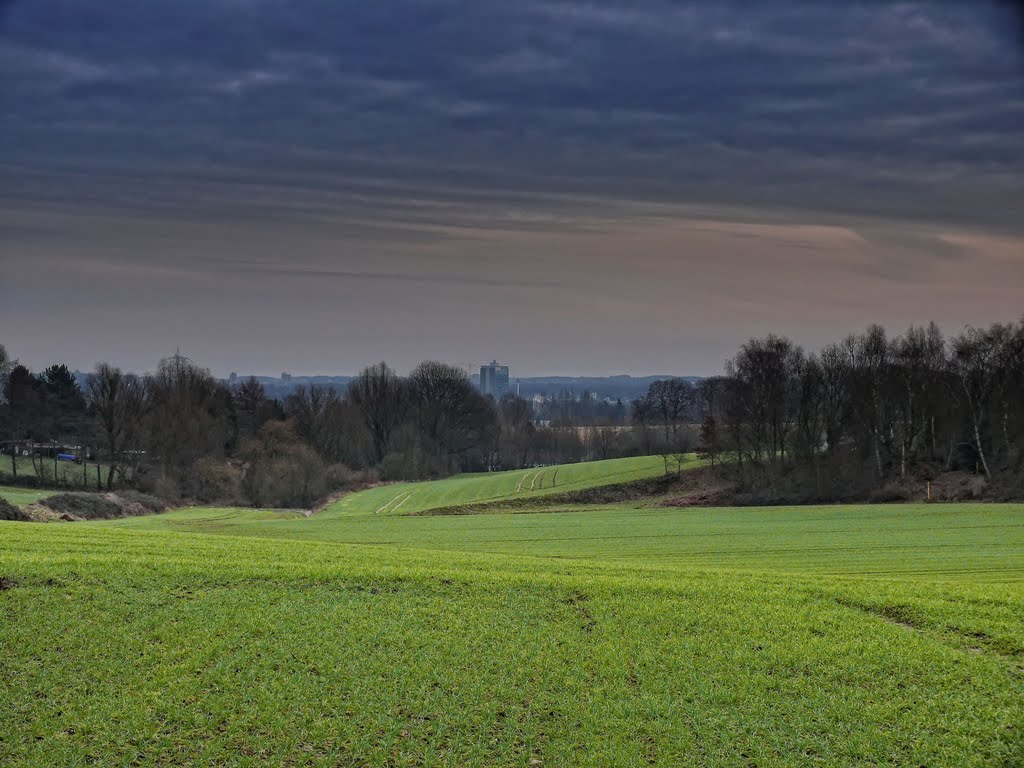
209, 259, 562, 290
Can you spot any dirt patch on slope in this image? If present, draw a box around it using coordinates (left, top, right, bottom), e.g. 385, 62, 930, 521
14, 491, 170, 522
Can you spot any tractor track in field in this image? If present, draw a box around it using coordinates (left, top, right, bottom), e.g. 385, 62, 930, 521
830, 594, 1024, 665
389, 490, 420, 514
376, 490, 414, 515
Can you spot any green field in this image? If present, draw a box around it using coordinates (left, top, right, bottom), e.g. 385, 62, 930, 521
0, 486, 51, 508
0, 456, 109, 490
2, 456, 1023, 766
107, 501, 1024, 579
326, 455, 680, 517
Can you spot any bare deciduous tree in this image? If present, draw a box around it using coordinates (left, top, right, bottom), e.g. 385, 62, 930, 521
87, 363, 145, 489
643, 378, 694, 475
144, 352, 231, 486
348, 362, 410, 465
950, 325, 1013, 481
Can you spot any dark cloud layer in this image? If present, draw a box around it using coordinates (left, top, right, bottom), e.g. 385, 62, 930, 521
3, 0, 1022, 229
1, 2, 1022, 375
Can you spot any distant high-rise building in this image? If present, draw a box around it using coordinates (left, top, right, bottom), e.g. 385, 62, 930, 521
480, 360, 510, 398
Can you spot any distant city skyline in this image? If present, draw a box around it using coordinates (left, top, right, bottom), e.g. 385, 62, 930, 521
45, 359, 696, 381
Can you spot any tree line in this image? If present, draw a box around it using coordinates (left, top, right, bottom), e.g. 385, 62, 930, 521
0, 350, 648, 507
691, 319, 1024, 500
2, 315, 1021, 508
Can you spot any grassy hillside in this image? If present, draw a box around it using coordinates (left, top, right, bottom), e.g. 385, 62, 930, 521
3, 455, 1023, 766
324, 455, 684, 517
0, 486, 51, 508
0, 456, 107, 489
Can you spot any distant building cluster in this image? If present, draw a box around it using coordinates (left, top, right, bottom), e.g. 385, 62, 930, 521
479, 360, 510, 398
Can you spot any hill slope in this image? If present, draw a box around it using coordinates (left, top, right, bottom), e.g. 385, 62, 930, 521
322, 455, 687, 518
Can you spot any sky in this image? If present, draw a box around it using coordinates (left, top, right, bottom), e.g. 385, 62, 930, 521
1, 1, 1022, 377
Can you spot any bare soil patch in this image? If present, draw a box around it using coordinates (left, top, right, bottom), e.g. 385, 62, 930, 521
16, 491, 169, 522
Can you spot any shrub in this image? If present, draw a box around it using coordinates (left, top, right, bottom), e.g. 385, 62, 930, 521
324, 463, 355, 490
964, 476, 988, 500
116, 491, 169, 514
241, 422, 327, 508
869, 482, 912, 503
152, 475, 181, 501
379, 451, 419, 482
325, 465, 380, 492
187, 456, 244, 504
